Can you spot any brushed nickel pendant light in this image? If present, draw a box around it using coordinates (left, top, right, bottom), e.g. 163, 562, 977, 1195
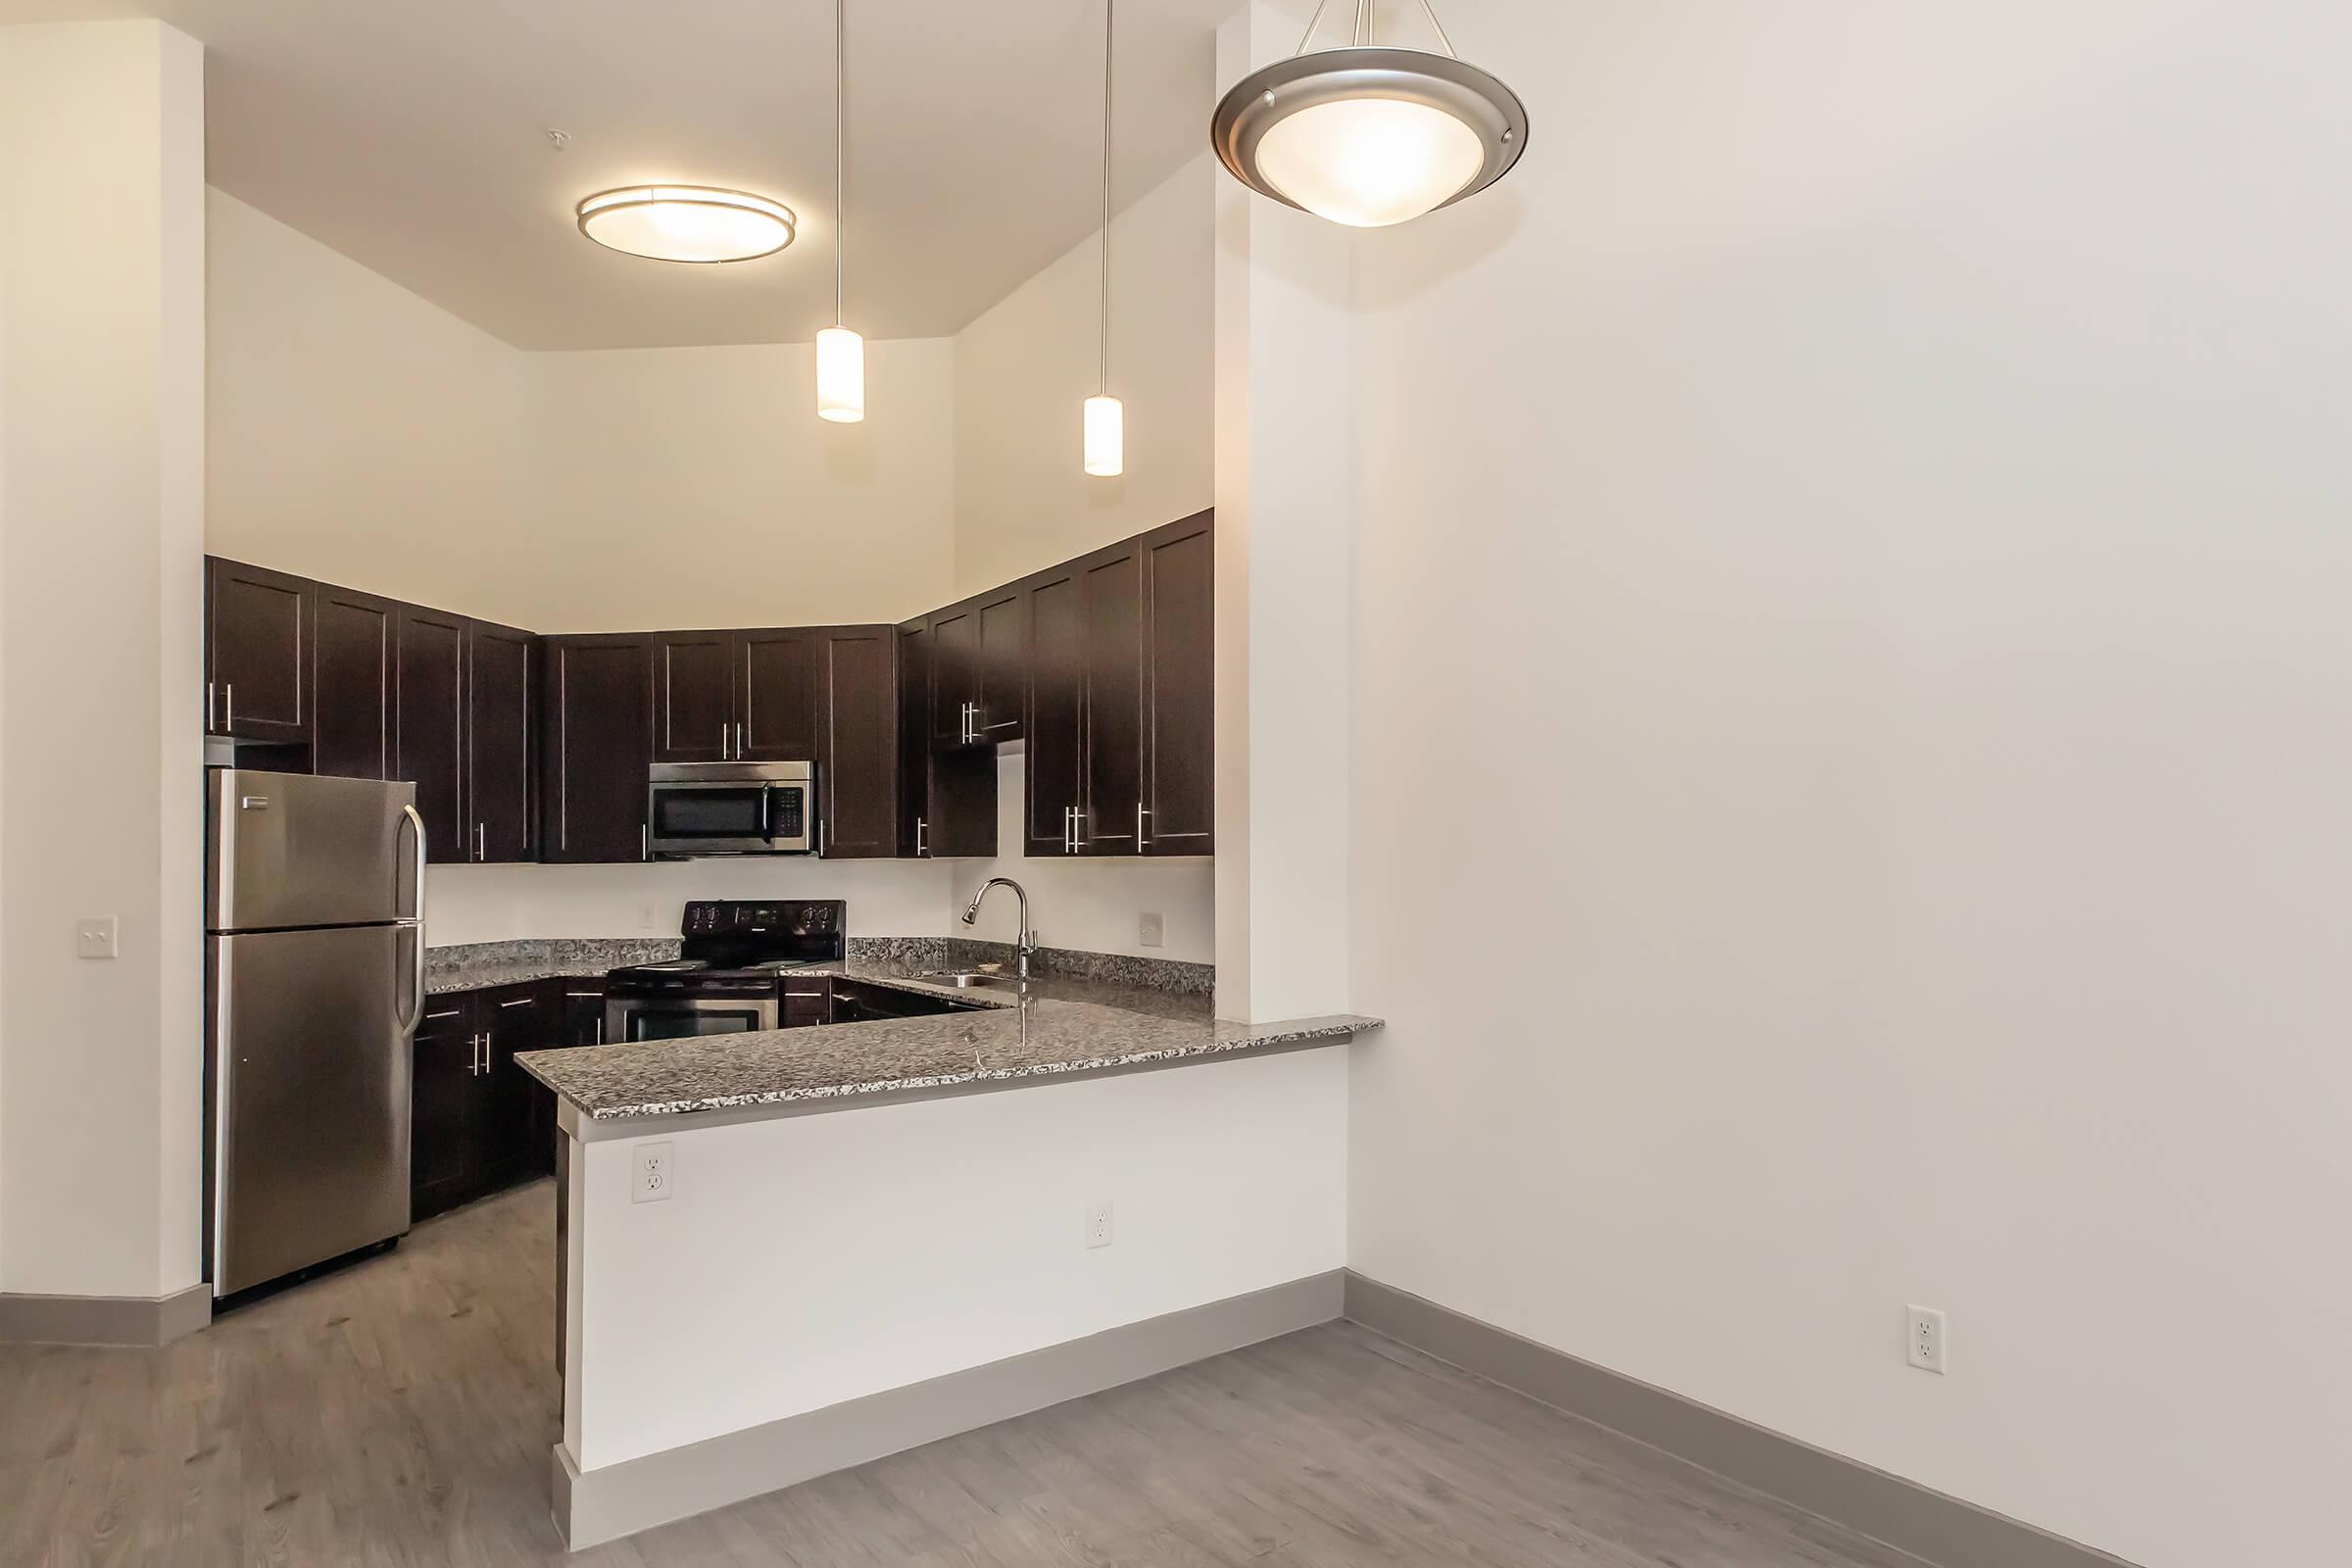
1211, 0, 1526, 228
816, 0, 864, 422
1084, 0, 1123, 477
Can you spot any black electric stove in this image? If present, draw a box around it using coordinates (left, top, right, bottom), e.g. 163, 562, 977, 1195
603, 900, 845, 1042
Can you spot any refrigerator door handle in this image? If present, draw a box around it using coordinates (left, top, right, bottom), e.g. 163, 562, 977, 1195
393, 805, 428, 1033
398, 804, 428, 920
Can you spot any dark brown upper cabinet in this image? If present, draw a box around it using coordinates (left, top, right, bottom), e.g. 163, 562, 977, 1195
652, 629, 736, 763
896, 619, 932, 858
1078, 541, 1147, 856
739, 627, 825, 761
541, 633, 651, 864
818, 625, 900, 858
205, 558, 312, 744
1020, 512, 1214, 859
312, 581, 396, 780
1142, 513, 1215, 856
928, 602, 981, 749
466, 619, 537, 863
1023, 564, 1085, 857
973, 586, 1029, 741
395, 603, 468, 864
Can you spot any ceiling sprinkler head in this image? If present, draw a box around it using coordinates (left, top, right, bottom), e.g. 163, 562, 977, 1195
545, 127, 572, 152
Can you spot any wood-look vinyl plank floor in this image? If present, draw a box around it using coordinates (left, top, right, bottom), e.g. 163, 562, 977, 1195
0, 1180, 1922, 1568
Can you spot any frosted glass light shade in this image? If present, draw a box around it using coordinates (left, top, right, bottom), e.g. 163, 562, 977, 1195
1253, 98, 1485, 227
1084, 395, 1124, 477
576, 186, 796, 263
816, 326, 865, 423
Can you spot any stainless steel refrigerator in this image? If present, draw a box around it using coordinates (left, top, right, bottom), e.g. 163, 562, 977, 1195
205, 768, 426, 1297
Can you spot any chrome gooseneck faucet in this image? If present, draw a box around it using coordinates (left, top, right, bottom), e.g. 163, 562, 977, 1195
960, 877, 1036, 981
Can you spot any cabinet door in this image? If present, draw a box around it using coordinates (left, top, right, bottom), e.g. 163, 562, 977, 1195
394, 604, 468, 865
781, 976, 830, 1028
653, 629, 737, 762
929, 603, 981, 748
1143, 513, 1214, 856
479, 983, 547, 1189
466, 621, 536, 863
542, 634, 651, 864
896, 620, 932, 857
1078, 543, 1146, 855
557, 982, 609, 1048
819, 626, 898, 858
205, 558, 313, 743
739, 627, 824, 760
411, 999, 480, 1220
1024, 568, 1084, 857
973, 587, 1029, 741
312, 581, 396, 780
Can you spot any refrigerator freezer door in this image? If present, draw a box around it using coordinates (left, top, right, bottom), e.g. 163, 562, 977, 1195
207, 769, 421, 932
209, 925, 413, 1296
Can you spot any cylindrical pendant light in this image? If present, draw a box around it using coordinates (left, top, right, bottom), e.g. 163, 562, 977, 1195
1084, 0, 1123, 476
1211, 0, 1527, 228
816, 0, 865, 422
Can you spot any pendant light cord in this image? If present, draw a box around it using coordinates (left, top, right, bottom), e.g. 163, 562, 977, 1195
1099, 0, 1113, 398
833, 0, 846, 326
1295, 0, 1460, 58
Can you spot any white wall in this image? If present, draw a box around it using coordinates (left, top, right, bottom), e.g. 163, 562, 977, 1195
524, 340, 956, 633
952, 156, 1214, 598
0, 20, 206, 1298
569, 1044, 1347, 1470
1344, 6, 2352, 1567
206, 190, 536, 625
951, 750, 1213, 965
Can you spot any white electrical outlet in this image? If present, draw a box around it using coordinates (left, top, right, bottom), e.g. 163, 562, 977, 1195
1085, 1199, 1113, 1250
1138, 912, 1164, 949
74, 916, 120, 959
631, 1142, 674, 1204
1907, 1304, 1946, 1374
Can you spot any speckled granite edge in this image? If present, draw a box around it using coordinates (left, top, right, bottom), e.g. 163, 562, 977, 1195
944, 938, 1214, 995
523, 1009, 1378, 1123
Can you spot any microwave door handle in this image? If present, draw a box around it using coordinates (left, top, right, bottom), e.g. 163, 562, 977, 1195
760, 787, 774, 842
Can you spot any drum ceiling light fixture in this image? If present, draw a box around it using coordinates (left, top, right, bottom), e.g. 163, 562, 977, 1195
1210, 0, 1527, 228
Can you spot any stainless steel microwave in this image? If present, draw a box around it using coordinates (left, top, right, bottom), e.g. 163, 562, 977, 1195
646, 760, 814, 856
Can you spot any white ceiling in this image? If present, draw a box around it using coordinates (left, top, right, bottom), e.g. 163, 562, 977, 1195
0, 0, 1235, 348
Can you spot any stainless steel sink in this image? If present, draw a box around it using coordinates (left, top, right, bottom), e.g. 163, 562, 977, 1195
918, 969, 1020, 991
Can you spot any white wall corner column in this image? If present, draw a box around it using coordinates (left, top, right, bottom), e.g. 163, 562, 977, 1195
1212, 1, 1354, 1024
0, 19, 208, 1311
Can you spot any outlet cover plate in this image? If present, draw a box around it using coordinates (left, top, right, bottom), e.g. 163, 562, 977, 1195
1138, 912, 1164, 949
1907, 1304, 1946, 1373
75, 916, 119, 959
632, 1141, 674, 1203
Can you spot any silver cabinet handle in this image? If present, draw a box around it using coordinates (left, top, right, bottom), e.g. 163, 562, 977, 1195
499, 997, 535, 1008
1063, 805, 1074, 854
916, 816, 928, 857
223, 683, 234, 732
1138, 802, 1149, 849
816, 817, 825, 857
736, 720, 746, 758
474, 821, 486, 861
205, 680, 216, 733
424, 1008, 462, 1021
640, 822, 649, 860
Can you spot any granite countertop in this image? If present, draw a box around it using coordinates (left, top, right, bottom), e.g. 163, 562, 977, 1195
515, 960, 1379, 1124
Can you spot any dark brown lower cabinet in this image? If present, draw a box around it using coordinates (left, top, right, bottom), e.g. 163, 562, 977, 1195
782, 976, 831, 1028
411, 980, 561, 1222
557, 980, 608, 1048
410, 998, 483, 1220
828, 979, 977, 1024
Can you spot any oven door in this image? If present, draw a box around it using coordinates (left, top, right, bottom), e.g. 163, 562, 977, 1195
606, 993, 781, 1043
